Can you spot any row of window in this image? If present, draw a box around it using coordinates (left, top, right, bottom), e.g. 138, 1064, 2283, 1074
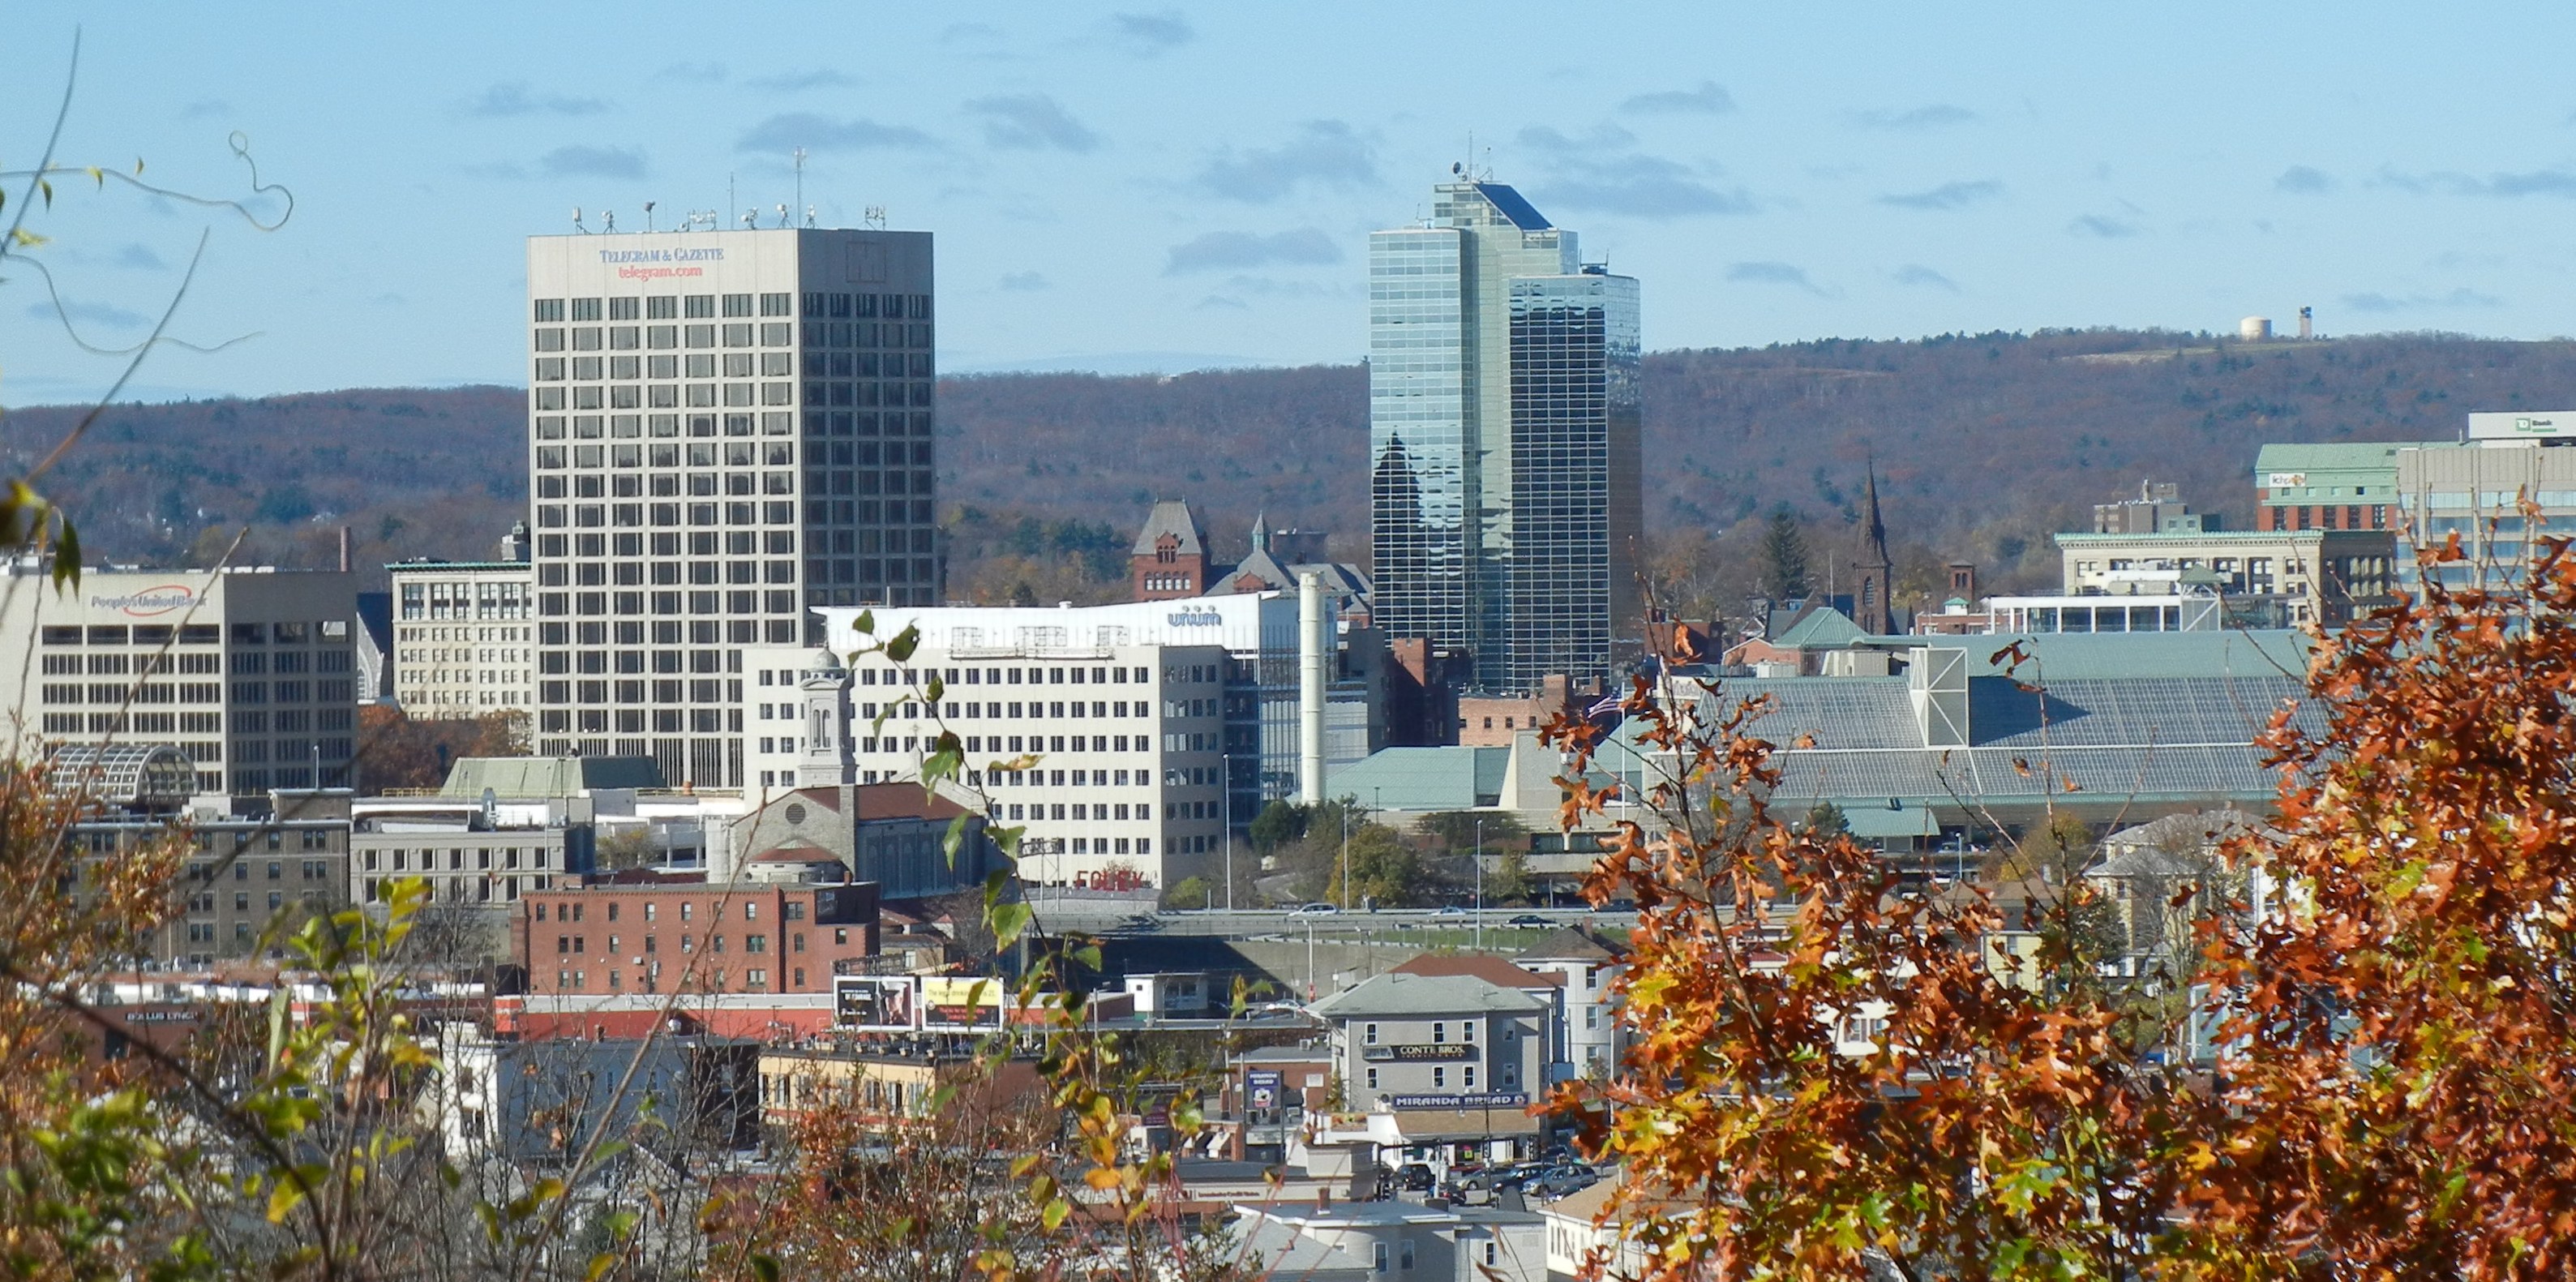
554, 929, 798, 954
398, 582, 530, 621
533, 350, 931, 380
362, 847, 553, 873
40, 711, 224, 740
859, 699, 1174, 722
536, 411, 789, 440
183, 888, 327, 916
552, 964, 796, 993
532, 292, 932, 328
399, 645, 529, 664
38, 652, 224, 675
537, 293, 788, 323
538, 896, 797, 923
535, 321, 791, 351
362, 875, 548, 903
37, 621, 347, 646
534, 500, 801, 528
534, 590, 803, 620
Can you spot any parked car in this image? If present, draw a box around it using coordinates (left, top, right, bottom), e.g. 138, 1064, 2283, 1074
1288, 903, 1341, 918
1396, 1163, 1437, 1192
1505, 913, 1553, 928
1432, 905, 1469, 917
1528, 1169, 1597, 1200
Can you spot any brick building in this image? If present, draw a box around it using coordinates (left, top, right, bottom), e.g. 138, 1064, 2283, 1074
516, 879, 881, 997
1129, 500, 1210, 600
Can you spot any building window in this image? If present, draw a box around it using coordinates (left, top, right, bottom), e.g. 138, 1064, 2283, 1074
1364, 1023, 1378, 1045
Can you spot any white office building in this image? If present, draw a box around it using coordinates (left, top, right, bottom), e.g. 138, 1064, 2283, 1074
739, 595, 1383, 889
523, 225, 938, 790
387, 547, 536, 717
0, 564, 360, 797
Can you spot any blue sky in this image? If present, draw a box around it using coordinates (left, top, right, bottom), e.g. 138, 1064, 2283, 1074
6, 2, 2576, 405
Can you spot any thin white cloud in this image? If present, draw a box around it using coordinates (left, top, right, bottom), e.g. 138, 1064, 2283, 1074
1878, 179, 2003, 210
739, 114, 937, 153
966, 94, 1101, 152
1196, 122, 1374, 202
1620, 81, 1734, 115
1855, 105, 1978, 130
465, 82, 608, 118
1165, 229, 1339, 275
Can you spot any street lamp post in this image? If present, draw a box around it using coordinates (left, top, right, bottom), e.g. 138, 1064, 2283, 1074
1223, 777, 1235, 911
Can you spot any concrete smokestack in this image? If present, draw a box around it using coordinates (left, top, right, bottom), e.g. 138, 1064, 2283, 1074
1297, 571, 1327, 805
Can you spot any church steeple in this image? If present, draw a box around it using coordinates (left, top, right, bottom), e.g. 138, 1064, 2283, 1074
1250, 508, 1271, 554
1853, 462, 1896, 635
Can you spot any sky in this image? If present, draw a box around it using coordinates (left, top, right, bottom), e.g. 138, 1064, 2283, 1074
6, 2, 2576, 405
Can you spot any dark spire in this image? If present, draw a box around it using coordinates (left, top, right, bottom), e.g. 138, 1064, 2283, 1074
1862, 461, 1889, 568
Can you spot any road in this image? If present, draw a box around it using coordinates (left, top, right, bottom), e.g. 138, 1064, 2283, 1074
1029, 904, 1636, 940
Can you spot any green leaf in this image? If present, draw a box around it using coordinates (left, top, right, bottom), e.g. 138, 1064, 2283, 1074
265, 1180, 305, 1224
991, 901, 1034, 945
885, 624, 920, 662
852, 608, 875, 637
750, 1253, 782, 1282
49, 516, 79, 591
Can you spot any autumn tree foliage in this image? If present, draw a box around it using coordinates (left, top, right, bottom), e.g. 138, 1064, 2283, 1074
1551, 532, 2576, 1279
1549, 693, 2209, 1280
2184, 535, 2576, 1276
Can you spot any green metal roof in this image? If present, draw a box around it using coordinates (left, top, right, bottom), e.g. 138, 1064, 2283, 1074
1839, 803, 1940, 840
439, 756, 664, 797
1772, 606, 1867, 649
1944, 628, 2312, 680
1324, 746, 1510, 811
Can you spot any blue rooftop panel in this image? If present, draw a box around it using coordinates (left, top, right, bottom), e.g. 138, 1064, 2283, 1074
1474, 182, 1552, 230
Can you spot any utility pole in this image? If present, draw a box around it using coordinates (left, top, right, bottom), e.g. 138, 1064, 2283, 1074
1224, 778, 1235, 911
1474, 817, 1485, 951
1305, 918, 1318, 1001
1339, 802, 1352, 911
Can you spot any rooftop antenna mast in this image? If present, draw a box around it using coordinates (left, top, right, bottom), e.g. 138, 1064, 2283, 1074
643, 201, 656, 233
793, 147, 807, 223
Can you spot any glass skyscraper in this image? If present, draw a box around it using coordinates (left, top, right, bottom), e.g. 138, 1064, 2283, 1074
1369, 182, 1640, 693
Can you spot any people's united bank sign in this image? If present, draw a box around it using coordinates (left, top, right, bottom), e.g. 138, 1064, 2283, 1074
91, 585, 196, 618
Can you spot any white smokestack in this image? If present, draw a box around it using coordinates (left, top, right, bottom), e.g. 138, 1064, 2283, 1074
1297, 571, 1327, 805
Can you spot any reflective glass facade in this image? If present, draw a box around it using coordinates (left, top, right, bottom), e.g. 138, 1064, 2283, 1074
1504, 274, 1641, 692
1369, 183, 1639, 692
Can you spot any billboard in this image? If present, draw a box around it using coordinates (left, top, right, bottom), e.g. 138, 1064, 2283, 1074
1245, 1070, 1284, 1113
921, 975, 1008, 1027
833, 975, 919, 1031
2467, 410, 2576, 440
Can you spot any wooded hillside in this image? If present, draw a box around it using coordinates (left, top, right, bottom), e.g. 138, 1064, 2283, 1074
11, 329, 2574, 612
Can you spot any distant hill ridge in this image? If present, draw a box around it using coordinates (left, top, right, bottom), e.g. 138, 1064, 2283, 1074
7, 328, 2574, 595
